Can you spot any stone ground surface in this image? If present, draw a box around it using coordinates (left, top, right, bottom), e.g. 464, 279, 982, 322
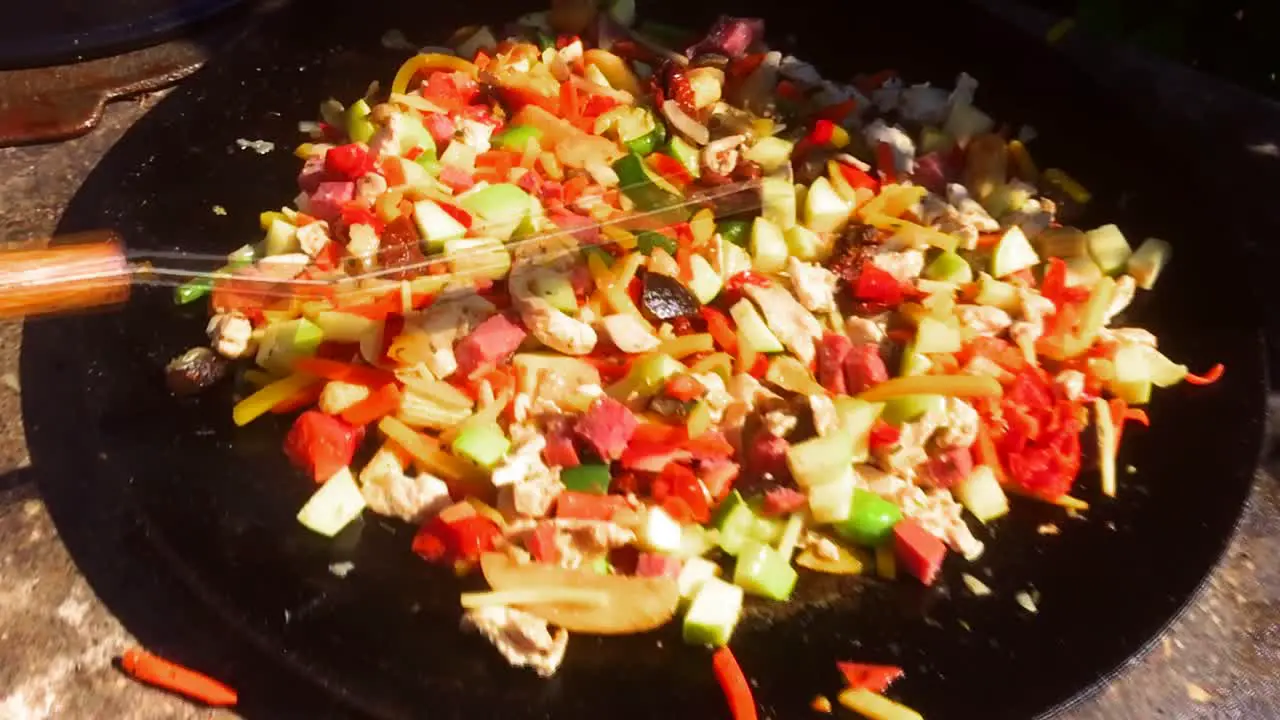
1, 21, 1279, 720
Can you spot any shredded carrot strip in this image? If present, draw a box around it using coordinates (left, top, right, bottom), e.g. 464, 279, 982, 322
120, 648, 237, 707
712, 647, 758, 720
1184, 363, 1224, 386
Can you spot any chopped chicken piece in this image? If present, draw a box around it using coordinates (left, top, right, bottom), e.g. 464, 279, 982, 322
1099, 326, 1157, 348
945, 183, 1000, 232
346, 223, 380, 271
898, 84, 951, 125
367, 112, 409, 159
1009, 320, 1042, 351
206, 311, 255, 359
963, 355, 1012, 381
257, 253, 311, 279
763, 409, 799, 438
1103, 275, 1137, 325
354, 172, 388, 207
864, 119, 916, 176
869, 249, 926, 283
494, 429, 563, 519
464, 606, 569, 677
1018, 288, 1055, 326
413, 295, 497, 379
846, 315, 888, 346
1001, 196, 1056, 238
855, 465, 984, 560
1054, 370, 1086, 402
809, 394, 840, 436
425, 347, 459, 380
458, 118, 495, 154
874, 412, 938, 476
742, 283, 824, 366
601, 314, 661, 354
933, 398, 979, 449
805, 532, 841, 561
545, 519, 636, 570
693, 371, 733, 422
359, 447, 449, 523
787, 258, 837, 312
955, 305, 1012, 336
319, 380, 371, 415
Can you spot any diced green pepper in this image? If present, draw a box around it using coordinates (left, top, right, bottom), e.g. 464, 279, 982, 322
451, 421, 511, 469
716, 219, 751, 248
345, 98, 376, 144
664, 136, 701, 179
493, 124, 544, 152
174, 279, 212, 305
682, 576, 743, 647
833, 489, 903, 547
582, 245, 615, 268
637, 231, 678, 255
733, 540, 798, 601
560, 463, 612, 494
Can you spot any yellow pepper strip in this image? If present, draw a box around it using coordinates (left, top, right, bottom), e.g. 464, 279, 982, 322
689, 352, 733, 379
857, 374, 1002, 402
656, 333, 714, 359
242, 369, 278, 388
1061, 276, 1116, 358
829, 125, 850, 149
838, 688, 923, 720
861, 212, 958, 252
378, 416, 489, 494
586, 251, 614, 290
259, 210, 289, 231
1007, 139, 1039, 183
689, 208, 716, 245
857, 184, 926, 219
1006, 484, 1090, 511
232, 373, 322, 426
827, 160, 861, 205
1042, 168, 1091, 205
613, 252, 645, 290
765, 356, 826, 396
601, 225, 638, 250
390, 54, 478, 96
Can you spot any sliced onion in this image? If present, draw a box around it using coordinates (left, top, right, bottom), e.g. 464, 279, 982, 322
389, 92, 447, 115
585, 159, 620, 187
661, 99, 709, 145
571, 74, 633, 104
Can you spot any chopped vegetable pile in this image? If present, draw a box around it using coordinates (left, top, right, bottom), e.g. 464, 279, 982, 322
172, 2, 1224, 716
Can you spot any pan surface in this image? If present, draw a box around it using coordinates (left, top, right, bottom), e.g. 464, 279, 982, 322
32, 0, 1265, 717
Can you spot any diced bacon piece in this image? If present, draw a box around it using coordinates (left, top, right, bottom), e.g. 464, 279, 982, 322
454, 313, 527, 380
528, 521, 562, 564
922, 446, 974, 489
762, 487, 807, 516
844, 343, 888, 394
817, 332, 854, 395
574, 397, 639, 461
635, 553, 683, 579
543, 432, 581, 469
910, 152, 949, 194
747, 431, 790, 479
516, 168, 543, 194
307, 181, 355, 221
297, 154, 329, 193
549, 210, 602, 245
894, 518, 947, 586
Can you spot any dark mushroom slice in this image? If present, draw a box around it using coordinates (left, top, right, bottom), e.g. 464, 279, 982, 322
640, 270, 702, 322
165, 347, 229, 396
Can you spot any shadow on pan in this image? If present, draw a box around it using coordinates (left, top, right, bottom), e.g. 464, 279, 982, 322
25, 0, 1266, 718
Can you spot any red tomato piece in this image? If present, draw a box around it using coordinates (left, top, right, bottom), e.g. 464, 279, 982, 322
283, 411, 365, 483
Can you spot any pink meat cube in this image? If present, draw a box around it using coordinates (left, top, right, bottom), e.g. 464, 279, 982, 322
923, 447, 974, 489
747, 431, 789, 479
297, 154, 329, 193
635, 553, 683, 579
762, 487, 807, 517
817, 332, 854, 395
911, 152, 948, 194
844, 343, 888, 394
574, 397, 638, 461
307, 181, 355, 220
453, 314, 527, 380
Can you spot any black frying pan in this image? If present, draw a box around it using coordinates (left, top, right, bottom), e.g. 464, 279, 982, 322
27, 0, 1266, 718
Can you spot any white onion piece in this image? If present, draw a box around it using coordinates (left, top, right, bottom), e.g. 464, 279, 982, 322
661, 99, 709, 145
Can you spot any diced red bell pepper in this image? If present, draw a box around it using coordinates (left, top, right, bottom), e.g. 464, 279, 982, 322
807, 119, 836, 146
555, 491, 624, 521
762, 487, 807, 516
836, 663, 905, 694
339, 383, 403, 426
893, 518, 947, 586
283, 410, 365, 483
438, 164, 476, 192
844, 343, 888, 394
543, 432, 581, 469
700, 307, 739, 355
867, 420, 901, 450
664, 374, 705, 402
412, 512, 501, 565
635, 553, 683, 579
875, 142, 898, 184
580, 93, 619, 119
853, 262, 904, 305
836, 161, 880, 193
661, 496, 699, 524
684, 430, 735, 460
340, 205, 385, 234
659, 463, 710, 523
312, 239, 345, 272
324, 143, 374, 180
528, 521, 562, 564
422, 113, 456, 146
646, 152, 693, 186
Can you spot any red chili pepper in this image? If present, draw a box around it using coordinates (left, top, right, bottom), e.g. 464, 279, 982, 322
436, 201, 474, 229
324, 143, 373, 179
646, 152, 693, 187
808, 119, 836, 146
874, 142, 898, 184
853, 261, 904, 304
664, 374, 705, 402
867, 419, 901, 449
815, 97, 857, 123
312, 239, 345, 272
700, 307, 739, 355
1184, 363, 1224, 385
120, 648, 238, 707
836, 662, 904, 694
836, 161, 879, 193
712, 647, 758, 720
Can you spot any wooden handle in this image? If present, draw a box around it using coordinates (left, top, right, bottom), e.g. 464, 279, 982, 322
0, 231, 132, 319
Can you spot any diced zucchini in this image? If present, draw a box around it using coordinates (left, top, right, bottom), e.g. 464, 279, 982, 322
761, 176, 797, 230
1064, 255, 1104, 288
1085, 224, 1132, 276
913, 316, 962, 354
990, 226, 1040, 278
296, 467, 365, 537
729, 299, 784, 353
1034, 226, 1088, 259
880, 394, 945, 426
787, 428, 856, 490
256, 318, 323, 375
1112, 344, 1153, 405
682, 576, 743, 647
530, 271, 579, 313
413, 200, 467, 252
677, 556, 721, 599
803, 176, 853, 233
953, 465, 1008, 523
743, 136, 795, 173
452, 421, 511, 469
1126, 237, 1171, 290
664, 136, 701, 179
749, 217, 789, 272
923, 250, 974, 284
784, 224, 828, 262
808, 466, 857, 524
732, 540, 798, 600
440, 141, 477, 173
832, 397, 883, 463
458, 183, 532, 242
687, 254, 723, 303
639, 505, 684, 554
973, 272, 1020, 311
263, 217, 299, 256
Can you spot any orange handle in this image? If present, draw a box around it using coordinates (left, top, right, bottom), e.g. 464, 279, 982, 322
0, 231, 132, 319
